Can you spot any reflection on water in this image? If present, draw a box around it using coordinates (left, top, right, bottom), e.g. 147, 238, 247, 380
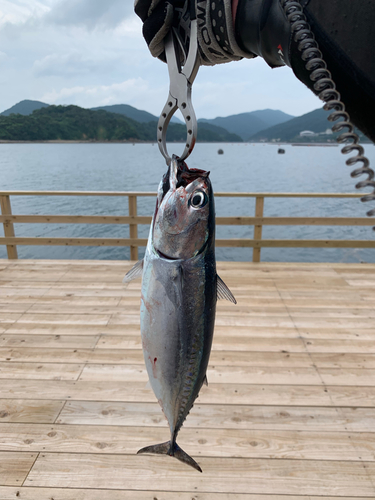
1, 142, 374, 263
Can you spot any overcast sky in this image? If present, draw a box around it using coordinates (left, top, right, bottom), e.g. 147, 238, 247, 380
0, 0, 322, 119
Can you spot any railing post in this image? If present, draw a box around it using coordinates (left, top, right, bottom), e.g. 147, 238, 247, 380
253, 196, 264, 263
128, 194, 139, 261
0, 195, 18, 259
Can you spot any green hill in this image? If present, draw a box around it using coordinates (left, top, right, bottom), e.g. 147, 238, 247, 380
0, 105, 242, 142
196, 122, 242, 142
1, 99, 49, 116
91, 104, 156, 123
91, 104, 182, 124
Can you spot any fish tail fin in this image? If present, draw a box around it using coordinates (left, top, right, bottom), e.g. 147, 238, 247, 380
137, 440, 202, 473
173, 442, 203, 473
137, 440, 170, 456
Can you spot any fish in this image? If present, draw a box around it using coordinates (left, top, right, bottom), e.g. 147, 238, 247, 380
124, 155, 236, 472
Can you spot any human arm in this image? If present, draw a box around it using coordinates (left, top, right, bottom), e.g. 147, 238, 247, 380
134, 0, 375, 141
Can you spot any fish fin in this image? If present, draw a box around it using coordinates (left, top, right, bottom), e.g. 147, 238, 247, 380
137, 440, 202, 473
123, 259, 144, 284
203, 375, 208, 386
174, 443, 202, 473
217, 275, 237, 304
137, 440, 170, 456
145, 380, 152, 390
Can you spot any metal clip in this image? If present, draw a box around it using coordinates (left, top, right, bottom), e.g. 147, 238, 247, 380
157, 17, 200, 165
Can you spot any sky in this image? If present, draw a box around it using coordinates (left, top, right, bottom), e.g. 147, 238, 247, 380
0, 0, 322, 119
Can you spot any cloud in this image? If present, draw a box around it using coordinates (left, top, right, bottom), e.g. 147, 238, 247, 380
194, 58, 321, 118
33, 51, 121, 78
0, 0, 53, 27
45, 0, 135, 30
40, 78, 154, 108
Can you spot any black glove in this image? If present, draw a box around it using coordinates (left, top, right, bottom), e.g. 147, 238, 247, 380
134, 0, 184, 61
134, 0, 255, 65
235, 0, 292, 68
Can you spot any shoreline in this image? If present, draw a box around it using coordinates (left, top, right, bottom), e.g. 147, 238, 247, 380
0, 140, 350, 146
0, 139, 146, 144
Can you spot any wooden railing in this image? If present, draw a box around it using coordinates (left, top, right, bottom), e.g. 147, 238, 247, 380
0, 191, 374, 263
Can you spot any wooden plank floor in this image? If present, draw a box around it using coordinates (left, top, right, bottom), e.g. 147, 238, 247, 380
0, 259, 375, 500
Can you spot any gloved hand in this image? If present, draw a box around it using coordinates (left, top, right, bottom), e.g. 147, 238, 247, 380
134, 0, 255, 65
134, 0, 184, 62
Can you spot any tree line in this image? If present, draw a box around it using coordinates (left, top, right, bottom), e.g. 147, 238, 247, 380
0, 105, 242, 142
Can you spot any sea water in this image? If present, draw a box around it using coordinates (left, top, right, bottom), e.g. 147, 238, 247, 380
0, 142, 374, 263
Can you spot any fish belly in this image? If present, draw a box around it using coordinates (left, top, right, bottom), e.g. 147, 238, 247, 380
140, 249, 215, 435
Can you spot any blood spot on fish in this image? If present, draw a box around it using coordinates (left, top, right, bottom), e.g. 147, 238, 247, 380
149, 356, 158, 378
141, 293, 153, 315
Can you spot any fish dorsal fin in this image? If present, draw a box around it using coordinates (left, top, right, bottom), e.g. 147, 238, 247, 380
217, 275, 237, 304
123, 259, 144, 284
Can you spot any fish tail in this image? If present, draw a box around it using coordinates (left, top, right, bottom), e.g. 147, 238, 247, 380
137, 440, 202, 473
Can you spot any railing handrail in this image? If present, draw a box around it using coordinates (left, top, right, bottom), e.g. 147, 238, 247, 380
0, 190, 364, 198
1, 191, 374, 263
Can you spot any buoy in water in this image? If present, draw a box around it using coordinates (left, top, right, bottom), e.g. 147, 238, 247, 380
218, 149, 224, 155
278, 148, 285, 154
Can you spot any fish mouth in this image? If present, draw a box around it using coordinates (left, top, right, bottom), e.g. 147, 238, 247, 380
160, 156, 210, 204
154, 157, 210, 223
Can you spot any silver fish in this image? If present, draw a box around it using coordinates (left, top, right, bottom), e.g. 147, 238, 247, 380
124, 156, 236, 472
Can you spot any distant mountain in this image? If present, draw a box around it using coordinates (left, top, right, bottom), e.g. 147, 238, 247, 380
196, 122, 242, 142
249, 108, 330, 141
248, 107, 372, 143
0, 105, 241, 142
1, 99, 49, 116
1, 100, 182, 124
91, 104, 183, 124
199, 109, 294, 141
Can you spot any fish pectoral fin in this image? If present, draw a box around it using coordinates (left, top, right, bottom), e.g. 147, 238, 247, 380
123, 259, 144, 285
217, 275, 237, 304
203, 375, 208, 387
137, 441, 202, 473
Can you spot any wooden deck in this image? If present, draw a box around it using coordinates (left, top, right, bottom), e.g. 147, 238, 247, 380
0, 259, 375, 499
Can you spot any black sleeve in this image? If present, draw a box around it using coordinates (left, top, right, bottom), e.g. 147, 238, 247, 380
294, 0, 375, 142
236, 0, 375, 142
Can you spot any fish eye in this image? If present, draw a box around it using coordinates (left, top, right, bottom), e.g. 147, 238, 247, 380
190, 190, 208, 209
